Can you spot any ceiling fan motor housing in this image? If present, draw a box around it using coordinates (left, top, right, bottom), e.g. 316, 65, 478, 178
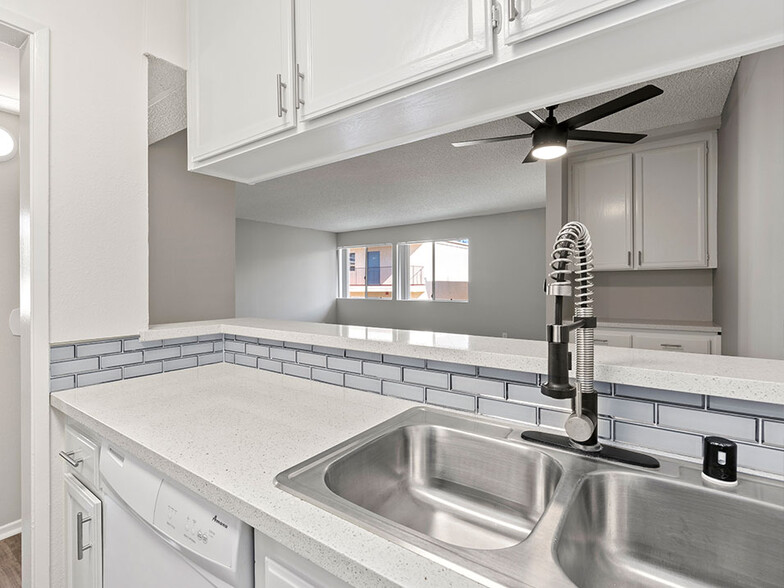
533, 123, 568, 150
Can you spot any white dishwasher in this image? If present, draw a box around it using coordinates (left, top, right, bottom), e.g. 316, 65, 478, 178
99, 442, 254, 588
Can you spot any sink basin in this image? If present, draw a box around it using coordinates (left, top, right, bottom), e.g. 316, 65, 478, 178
323, 424, 562, 550
555, 472, 784, 588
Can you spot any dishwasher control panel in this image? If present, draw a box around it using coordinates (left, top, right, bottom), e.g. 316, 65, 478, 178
153, 480, 241, 569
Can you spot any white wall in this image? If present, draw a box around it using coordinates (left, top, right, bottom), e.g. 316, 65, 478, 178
236, 219, 337, 323
149, 130, 235, 325
336, 210, 547, 340
714, 46, 784, 359
0, 110, 20, 532
3, 0, 150, 343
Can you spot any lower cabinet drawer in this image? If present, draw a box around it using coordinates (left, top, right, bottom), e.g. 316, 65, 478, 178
593, 330, 632, 348
632, 333, 712, 354
62, 424, 100, 491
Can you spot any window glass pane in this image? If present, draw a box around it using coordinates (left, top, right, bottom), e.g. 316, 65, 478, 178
366, 245, 393, 299
407, 241, 433, 301
434, 239, 469, 301
347, 246, 366, 298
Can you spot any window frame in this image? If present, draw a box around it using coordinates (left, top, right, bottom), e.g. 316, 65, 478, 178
337, 243, 394, 301
396, 238, 469, 303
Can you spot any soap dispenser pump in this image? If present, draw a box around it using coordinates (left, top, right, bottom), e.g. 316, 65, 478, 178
702, 436, 738, 487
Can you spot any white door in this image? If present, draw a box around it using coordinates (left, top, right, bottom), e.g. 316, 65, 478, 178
634, 141, 708, 269
294, 0, 492, 120
570, 154, 634, 270
505, 0, 635, 45
65, 473, 102, 588
188, 0, 295, 163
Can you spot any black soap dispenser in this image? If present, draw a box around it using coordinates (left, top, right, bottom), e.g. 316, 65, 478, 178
702, 436, 738, 487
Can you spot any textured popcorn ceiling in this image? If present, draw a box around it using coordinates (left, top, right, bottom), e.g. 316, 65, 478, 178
148, 54, 186, 145
237, 59, 739, 233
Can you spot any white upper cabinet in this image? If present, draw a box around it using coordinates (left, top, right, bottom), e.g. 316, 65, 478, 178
570, 154, 634, 270
634, 141, 708, 269
504, 0, 635, 46
188, 0, 295, 163
294, 0, 493, 120
568, 132, 717, 271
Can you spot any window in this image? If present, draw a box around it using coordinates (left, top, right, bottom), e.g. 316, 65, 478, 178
398, 239, 469, 302
338, 245, 393, 299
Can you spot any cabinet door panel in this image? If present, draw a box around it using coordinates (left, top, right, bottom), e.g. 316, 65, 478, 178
634, 141, 708, 269
570, 154, 634, 270
296, 0, 492, 120
189, 0, 294, 162
505, 0, 635, 45
593, 329, 632, 348
65, 473, 102, 588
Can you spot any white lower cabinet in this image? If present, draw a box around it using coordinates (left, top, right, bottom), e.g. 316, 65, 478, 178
593, 329, 632, 348
592, 325, 721, 355
65, 473, 103, 588
254, 530, 349, 588
632, 333, 713, 355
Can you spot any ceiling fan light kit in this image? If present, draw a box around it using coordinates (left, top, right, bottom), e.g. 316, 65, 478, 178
452, 84, 664, 163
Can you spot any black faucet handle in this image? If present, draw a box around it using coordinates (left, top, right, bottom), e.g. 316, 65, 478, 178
702, 436, 738, 486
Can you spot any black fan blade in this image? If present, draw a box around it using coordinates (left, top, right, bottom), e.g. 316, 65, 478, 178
568, 129, 647, 144
451, 133, 533, 147
564, 85, 664, 130
516, 111, 545, 129
522, 148, 538, 164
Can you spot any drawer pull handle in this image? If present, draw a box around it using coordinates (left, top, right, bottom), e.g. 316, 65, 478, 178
276, 74, 288, 118
59, 450, 83, 468
595, 339, 609, 343
508, 0, 519, 21
660, 343, 683, 349
76, 511, 92, 560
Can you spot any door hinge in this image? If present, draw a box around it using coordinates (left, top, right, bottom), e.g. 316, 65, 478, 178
491, 2, 500, 31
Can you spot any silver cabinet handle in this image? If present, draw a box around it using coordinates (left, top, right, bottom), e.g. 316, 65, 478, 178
295, 64, 305, 109
276, 74, 288, 118
76, 511, 92, 561
638, 251, 642, 265
660, 343, 683, 349
59, 450, 83, 468
595, 338, 609, 344
508, 0, 519, 21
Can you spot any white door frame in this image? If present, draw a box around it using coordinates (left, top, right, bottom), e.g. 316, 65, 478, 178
0, 8, 51, 588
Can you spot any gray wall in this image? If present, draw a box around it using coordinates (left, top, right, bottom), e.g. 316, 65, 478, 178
236, 219, 337, 323
714, 46, 784, 359
0, 111, 20, 531
148, 130, 236, 325
336, 210, 546, 340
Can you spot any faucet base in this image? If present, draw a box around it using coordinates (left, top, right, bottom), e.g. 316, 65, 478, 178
521, 430, 660, 469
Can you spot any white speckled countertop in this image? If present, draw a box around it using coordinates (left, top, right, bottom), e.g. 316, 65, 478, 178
140, 318, 784, 405
51, 364, 487, 588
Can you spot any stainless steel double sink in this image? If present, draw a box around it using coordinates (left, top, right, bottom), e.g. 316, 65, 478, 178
275, 407, 784, 588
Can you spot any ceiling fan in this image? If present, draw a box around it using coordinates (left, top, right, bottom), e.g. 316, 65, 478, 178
451, 84, 664, 163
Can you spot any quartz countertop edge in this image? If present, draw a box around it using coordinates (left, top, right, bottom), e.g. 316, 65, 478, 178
51, 364, 489, 588
139, 318, 784, 405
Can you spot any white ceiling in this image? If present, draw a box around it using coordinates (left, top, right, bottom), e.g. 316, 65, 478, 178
236, 58, 739, 234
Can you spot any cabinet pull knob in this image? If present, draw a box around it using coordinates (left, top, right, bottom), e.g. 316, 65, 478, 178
660, 343, 683, 349
76, 511, 92, 561
276, 74, 288, 118
59, 450, 83, 468
295, 65, 305, 109
508, 0, 519, 21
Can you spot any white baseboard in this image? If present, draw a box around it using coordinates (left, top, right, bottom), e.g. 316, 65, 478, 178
0, 519, 21, 541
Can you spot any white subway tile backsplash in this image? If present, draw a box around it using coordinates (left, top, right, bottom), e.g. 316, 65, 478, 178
737, 443, 784, 475
615, 384, 704, 408
198, 334, 223, 342
283, 363, 311, 379
478, 367, 537, 384
539, 408, 569, 429
507, 383, 570, 409
426, 360, 476, 376
50, 375, 75, 393
163, 336, 199, 346
181, 342, 215, 356
382, 381, 424, 402
708, 397, 784, 420
327, 357, 363, 374
236, 335, 259, 344
312, 368, 344, 386
258, 358, 283, 373
658, 406, 757, 442
345, 374, 382, 394
51, 357, 100, 377
451, 375, 504, 398
270, 348, 297, 362
77, 369, 122, 387
297, 352, 327, 368
245, 344, 270, 357
313, 345, 345, 356
383, 354, 426, 368
198, 352, 224, 366
213, 341, 224, 352
143, 347, 181, 362
598, 397, 655, 424
224, 353, 236, 364
100, 352, 143, 369
594, 382, 612, 395
404, 368, 448, 389
346, 349, 382, 362
224, 340, 246, 353
164, 357, 198, 372
259, 338, 284, 347
234, 354, 258, 368
598, 418, 612, 440
50, 345, 75, 362
284, 341, 312, 351
76, 340, 122, 358
763, 421, 784, 448
615, 422, 702, 458
478, 398, 536, 425
122, 338, 162, 351
362, 362, 402, 381
426, 388, 476, 412
123, 362, 163, 379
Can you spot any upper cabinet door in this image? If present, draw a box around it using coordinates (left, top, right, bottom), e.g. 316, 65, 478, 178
570, 154, 634, 270
634, 141, 708, 269
505, 0, 635, 45
295, 0, 493, 121
189, 0, 295, 163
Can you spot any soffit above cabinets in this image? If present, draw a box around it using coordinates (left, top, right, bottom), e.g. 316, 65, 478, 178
236, 59, 738, 233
